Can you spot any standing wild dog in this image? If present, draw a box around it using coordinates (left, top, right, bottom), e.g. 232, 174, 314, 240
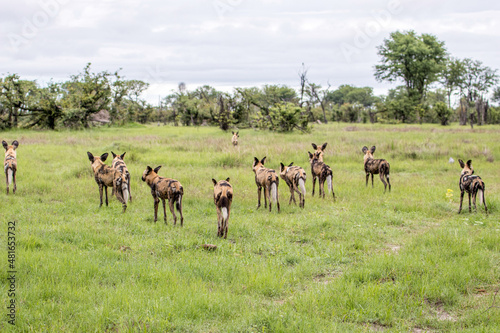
111, 151, 132, 202
458, 159, 487, 214
308, 151, 335, 199
252, 157, 280, 212
311, 142, 327, 162
142, 166, 184, 225
279, 162, 306, 208
362, 146, 391, 192
3, 140, 19, 194
232, 131, 239, 146
87, 152, 129, 212
212, 178, 233, 238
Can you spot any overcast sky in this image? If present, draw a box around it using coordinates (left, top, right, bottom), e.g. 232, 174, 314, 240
1, 0, 499, 103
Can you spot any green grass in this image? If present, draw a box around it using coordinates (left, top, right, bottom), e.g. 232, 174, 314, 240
1, 123, 499, 332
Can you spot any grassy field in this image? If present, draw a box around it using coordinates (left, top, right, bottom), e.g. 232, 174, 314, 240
1, 123, 499, 332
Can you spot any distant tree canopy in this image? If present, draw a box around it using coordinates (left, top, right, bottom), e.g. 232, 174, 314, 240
1, 31, 500, 130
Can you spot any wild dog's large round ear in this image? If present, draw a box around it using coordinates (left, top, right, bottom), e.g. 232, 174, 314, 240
12, 140, 19, 149
466, 160, 472, 168
458, 159, 465, 168
154, 166, 162, 173
87, 152, 95, 162
232, 131, 235, 135
111, 151, 117, 158
3, 141, 8, 150
253, 157, 259, 166
120, 152, 126, 159
370, 146, 376, 153
260, 156, 266, 164
146, 166, 152, 173
226, 177, 230, 182
308, 151, 313, 159
321, 142, 328, 151
288, 162, 294, 167
311, 143, 318, 150
100, 153, 109, 161
236, 132, 239, 136
212, 178, 217, 186
280, 162, 285, 171
362, 146, 368, 153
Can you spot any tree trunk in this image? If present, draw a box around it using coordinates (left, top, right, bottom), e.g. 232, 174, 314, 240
459, 98, 467, 126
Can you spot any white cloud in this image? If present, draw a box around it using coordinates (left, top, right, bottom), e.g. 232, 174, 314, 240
1, 0, 499, 103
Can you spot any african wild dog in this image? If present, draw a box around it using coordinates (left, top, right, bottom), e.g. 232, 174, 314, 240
458, 159, 487, 214
362, 146, 391, 192
311, 142, 327, 162
232, 131, 239, 146
212, 178, 233, 238
308, 151, 335, 199
280, 162, 306, 208
87, 152, 129, 212
142, 166, 184, 225
3, 140, 18, 195
252, 157, 280, 212
111, 151, 132, 202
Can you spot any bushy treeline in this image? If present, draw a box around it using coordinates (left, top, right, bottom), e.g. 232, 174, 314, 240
1, 58, 499, 131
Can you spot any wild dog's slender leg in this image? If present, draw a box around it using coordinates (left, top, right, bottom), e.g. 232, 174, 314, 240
98, 184, 104, 207
386, 175, 391, 192
312, 176, 316, 196
256, 185, 262, 209
168, 199, 177, 225
472, 192, 477, 212
267, 185, 271, 212
380, 173, 387, 192
5, 171, 8, 195
128, 175, 132, 202
264, 185, 268, 209
289, 186, 296, 205
104, 186, 109, 206
468, 192, 472, 212
371, 173, 374, 188
483, 191, 488, 213
12, 170, 16, 194
224, 210, 229, 239
217, 209, 222, 237
153, 197, 159, 222
320, 177, 325, 198
458, 190, 464, 213
178, 196, 184, 226
276, 188, 280, 213
365, 173, 369, 187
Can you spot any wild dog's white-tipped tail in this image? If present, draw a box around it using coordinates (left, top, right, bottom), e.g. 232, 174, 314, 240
298, 178, 306, 196
7, 168, 13, 187
326, 175, 332, 193
122, 183, 129, 204
478, 189, 484, 204
222, 207, 228, 220
271, 182, 278, 203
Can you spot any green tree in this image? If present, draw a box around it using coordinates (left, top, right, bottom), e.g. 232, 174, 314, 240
440, 57, 466, 109
374, 30, 447, 107
433, 101, 452, 125
61, 63, 115, 128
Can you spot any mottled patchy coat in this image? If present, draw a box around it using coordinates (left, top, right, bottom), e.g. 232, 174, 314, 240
142, 166, 184, 225
308, 151, 335, 199
212, 178, 233, 238
280, 162, 306, 208
231, 131, 239, 146
458, 159, 487, 214
87, 152, 129, 212
3, 140, 18, 194
362, 146, 391, 192
111, 151, 132, 202
252, 157, 280, 212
